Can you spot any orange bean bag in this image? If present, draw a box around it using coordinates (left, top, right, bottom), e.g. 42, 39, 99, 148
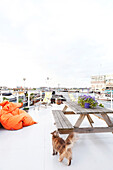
0, 101, 37, 130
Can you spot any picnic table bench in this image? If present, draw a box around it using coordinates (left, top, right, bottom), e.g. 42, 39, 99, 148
52, 101, 113, 134
52, 110, 74, 134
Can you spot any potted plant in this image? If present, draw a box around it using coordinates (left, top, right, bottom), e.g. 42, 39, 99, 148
56, 97, 62, 105
3, 97, 9, 101
23, 107, 29, 112
18, 98, 23, 103
78, 95, 98, 108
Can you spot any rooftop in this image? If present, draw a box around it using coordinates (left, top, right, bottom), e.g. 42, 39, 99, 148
0, 104, 113, 170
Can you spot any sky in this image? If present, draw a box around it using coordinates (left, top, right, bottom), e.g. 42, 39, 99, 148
0, 0, 113, 88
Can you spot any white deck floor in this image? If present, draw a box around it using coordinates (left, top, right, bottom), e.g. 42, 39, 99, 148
0, 104, 113, 170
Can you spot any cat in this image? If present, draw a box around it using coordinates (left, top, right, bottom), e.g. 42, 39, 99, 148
51, 130, 78, 166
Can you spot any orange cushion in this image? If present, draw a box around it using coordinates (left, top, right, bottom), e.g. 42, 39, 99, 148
0, 101, 37, 130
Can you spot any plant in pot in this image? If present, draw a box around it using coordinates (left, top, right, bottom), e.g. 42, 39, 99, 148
18, 98, 23, 103
3, 97, 9, 101
56, 97, 62, 105
23, 107, 29, 112
78, 95, 98, 108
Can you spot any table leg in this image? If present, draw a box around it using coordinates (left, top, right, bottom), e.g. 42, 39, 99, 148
62, 105, 68, 112
74, 114, 85, 127
87, 114, 94, 123
101, 113, 113, 127
87, 115, 93, 127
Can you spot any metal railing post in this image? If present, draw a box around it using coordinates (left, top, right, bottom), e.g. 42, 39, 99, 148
17, 92, 18, 103
1, 93, 3, 103
28, 91, 30, 107
111, 90, 112, 109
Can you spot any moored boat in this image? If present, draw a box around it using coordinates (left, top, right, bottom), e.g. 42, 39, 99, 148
95, 93, 113, 101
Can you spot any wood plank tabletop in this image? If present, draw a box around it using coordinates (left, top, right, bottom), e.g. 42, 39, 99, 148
64, 101, 113, 115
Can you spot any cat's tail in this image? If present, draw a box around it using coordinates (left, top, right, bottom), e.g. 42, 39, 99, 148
65, 132, 78, 150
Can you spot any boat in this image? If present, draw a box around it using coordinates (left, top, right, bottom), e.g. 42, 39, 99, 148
95, 93, 113, 101
1, 92, 17, 102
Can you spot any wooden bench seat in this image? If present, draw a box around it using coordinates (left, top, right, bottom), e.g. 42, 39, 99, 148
52, 110, 74, 134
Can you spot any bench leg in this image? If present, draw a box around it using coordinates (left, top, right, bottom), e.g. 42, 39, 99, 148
74, 114, 85, 127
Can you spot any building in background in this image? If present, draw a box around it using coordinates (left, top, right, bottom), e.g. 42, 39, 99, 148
105, 74, 113, 90
91, 74, 113, 92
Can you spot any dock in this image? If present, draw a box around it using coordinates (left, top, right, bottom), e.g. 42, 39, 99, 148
0, 103, 113, 170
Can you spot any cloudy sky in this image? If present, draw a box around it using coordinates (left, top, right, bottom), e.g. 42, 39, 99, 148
0, 0, 113, 88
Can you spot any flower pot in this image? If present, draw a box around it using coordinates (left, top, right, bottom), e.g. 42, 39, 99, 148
56, 98, 62, 105
84, 103, 90, 108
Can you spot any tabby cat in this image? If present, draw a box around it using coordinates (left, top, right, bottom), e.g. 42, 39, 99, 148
51, 130, 78, 166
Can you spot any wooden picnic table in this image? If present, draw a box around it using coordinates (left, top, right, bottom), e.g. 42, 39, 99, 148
52, 101, 113, 134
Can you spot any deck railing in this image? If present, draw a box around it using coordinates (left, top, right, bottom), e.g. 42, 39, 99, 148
0, 90, 40, 108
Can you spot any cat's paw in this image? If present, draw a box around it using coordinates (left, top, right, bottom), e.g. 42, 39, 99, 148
58, 157, 63, 162
58, 158, 62, 162
68, 159, 71, 166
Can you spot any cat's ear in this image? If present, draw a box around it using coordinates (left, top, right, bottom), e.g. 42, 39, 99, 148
51, 130, 56, 135
51, 132, 54, 135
